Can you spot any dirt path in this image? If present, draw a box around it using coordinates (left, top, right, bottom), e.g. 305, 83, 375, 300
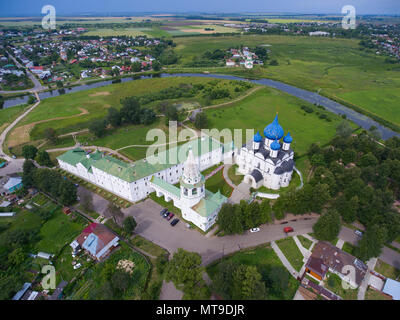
7, 107, 89, 147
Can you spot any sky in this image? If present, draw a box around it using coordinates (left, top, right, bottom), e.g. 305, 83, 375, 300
0, 0, 399, 16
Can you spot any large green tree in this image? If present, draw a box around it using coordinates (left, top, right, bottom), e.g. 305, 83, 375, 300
22, 145, 38, 160
312, 210, 341, 242
231, 265, 266, 300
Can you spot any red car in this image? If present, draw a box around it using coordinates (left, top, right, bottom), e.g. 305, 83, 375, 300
283, 227, 294, 233
167, 212, 174, 221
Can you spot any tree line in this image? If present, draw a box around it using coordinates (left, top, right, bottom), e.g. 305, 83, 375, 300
22, 160, 77, 205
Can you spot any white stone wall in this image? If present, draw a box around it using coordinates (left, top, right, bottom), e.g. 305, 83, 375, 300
58, 146, 225, 203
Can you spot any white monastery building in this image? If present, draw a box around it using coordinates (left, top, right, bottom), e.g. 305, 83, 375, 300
57, 114, 295, 231
57, 136, 233, 231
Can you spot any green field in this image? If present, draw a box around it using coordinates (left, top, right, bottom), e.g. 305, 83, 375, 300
0, 104, 29, 130
12, 77, 253, 145
82, 27, 151, 37
203, 87, 345, 157
206, 244, 299, 300
173, 34, 400, 128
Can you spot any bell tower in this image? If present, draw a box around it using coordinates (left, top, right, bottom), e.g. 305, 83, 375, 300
180, 147, 205, 208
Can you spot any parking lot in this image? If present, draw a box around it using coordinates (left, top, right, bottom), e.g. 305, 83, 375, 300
123, 198, 318, 265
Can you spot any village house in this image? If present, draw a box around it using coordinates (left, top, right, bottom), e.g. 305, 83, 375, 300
70, 223, 119, 261
304, 241, 368, 288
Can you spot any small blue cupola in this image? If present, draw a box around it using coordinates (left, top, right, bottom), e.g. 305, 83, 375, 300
283, 132, 293, 143
264, 114, 284, 140
253, 131, 262, 143
270, 139, 281, 150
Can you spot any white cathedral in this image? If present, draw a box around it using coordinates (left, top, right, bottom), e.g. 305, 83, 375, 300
236, 114, 295, 190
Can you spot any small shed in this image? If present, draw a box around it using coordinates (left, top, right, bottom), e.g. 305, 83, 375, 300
37, 252, 54, 260
0, 212, 16, 217
12, 283, 31, 300
4, 177, 23, 193
62, 207, 71, 215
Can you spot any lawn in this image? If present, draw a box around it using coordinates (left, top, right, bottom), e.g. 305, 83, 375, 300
375, 259, 400, 280
34, 208, 86, 254
365, 288, 392, 300
203, 87, 344, 158
173, 34, 400, 129
342, 242, 356, 256
275, 237, 304, 271
206, 244, 299, 300
297, 235, 313, 250
130, 234, 168, 258
325, 273, 358, 300
205, 167, 233, 198
227, 164, 243, 186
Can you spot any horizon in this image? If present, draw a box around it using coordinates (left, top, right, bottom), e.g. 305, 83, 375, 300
0, 0, 399, 16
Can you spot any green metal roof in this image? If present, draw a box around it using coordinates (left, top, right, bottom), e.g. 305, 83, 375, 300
191, 189, 227, 217
150, 176, 181, 198
57, 137, 224, 183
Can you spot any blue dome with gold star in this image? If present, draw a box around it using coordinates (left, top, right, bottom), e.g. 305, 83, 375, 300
270, 139, 281, 150
253, 131, 262, 143
264, 114, 284, 140
283, 132, 293, 143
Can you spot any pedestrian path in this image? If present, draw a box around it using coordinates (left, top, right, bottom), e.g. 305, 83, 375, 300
336, 239, 345, 249
271, 241, 299, 279
357, 258, 378, 300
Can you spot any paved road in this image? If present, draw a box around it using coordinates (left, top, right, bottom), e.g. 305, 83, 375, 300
123, 198, 317, 266
0, 92, 40, 161
339, 226, 400, 269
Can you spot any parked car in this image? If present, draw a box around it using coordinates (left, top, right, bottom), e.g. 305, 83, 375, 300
171, 218, 179, 226
355, 230, 363, 237
283, 227, 294, 233
162, 211, 170, 218
167, 212, 174, 221
250, 228, 260, 233
160, 208, 168, 216
73, 263, 82, 270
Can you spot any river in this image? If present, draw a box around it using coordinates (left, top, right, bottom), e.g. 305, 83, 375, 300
2, 72, 399, 140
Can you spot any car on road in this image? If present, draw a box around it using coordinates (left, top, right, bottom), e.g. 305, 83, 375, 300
171, 218, 179, 226
283, 227, 294, 233
250, 228, 260, 233
162, 211, 170, 218
73, 263, 82, 270
11, 155, 16, 159
167, 212, 174, 221
160, 208, 168, 216
355, 230, 363, 237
